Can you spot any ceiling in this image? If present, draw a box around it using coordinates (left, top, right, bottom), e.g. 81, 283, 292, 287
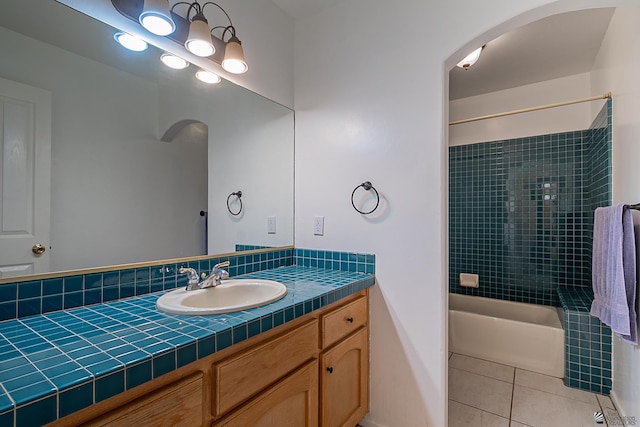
269, 2, 615, 102
449, 8, 615, 100
271, 0, 344, 20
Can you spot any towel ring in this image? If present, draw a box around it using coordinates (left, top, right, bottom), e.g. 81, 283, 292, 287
351, 181, 380, 215
227, 191, 243, 216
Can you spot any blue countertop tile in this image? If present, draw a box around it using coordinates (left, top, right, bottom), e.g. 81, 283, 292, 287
0, 265, 374, 424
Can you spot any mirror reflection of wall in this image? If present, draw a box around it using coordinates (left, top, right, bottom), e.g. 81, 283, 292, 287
0, 0, 293, 279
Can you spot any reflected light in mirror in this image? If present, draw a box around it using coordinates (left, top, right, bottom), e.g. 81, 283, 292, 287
160, 53, 190, 69
139, 0, 176, 36
195, 69, 221, 84
114, 32, 148, 51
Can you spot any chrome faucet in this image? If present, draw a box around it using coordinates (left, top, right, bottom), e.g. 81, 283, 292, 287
179, 261, 230, 291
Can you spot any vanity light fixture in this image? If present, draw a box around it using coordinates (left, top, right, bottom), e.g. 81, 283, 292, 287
160, 53, 190, 69
456, 46, 483, 70
139, 0, 176, 36
114, 0, 249, 74
114, 32, 148, 51
183, 3, 216, 57
221, 32, 248, 74
195, 69, 221, 84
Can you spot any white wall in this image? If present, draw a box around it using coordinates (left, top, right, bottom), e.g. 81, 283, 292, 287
449, 73, 594, 146
292, 0, 639, 426
590, 6, 640, 422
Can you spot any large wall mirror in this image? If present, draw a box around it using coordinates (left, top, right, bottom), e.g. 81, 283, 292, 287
0, 0, 294, 280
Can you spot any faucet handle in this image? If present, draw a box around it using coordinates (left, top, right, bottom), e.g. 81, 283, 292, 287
214, 261, 230, 269
179, 267, 200, 289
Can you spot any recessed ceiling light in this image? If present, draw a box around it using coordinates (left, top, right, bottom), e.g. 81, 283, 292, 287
160, 53, 190, 70
114, 32, 148, 52
195, 70, 221, 84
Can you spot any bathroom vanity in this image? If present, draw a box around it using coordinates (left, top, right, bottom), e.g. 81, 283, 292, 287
49, 291, 369, 427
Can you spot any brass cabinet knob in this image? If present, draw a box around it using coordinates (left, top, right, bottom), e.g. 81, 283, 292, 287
32, 244, 46, 255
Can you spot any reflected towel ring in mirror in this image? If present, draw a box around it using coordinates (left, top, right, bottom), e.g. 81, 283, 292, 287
227, 191, 243, 216
351, 181, 380, 215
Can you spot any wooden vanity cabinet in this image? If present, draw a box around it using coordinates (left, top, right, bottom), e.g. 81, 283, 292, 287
319, 296, 369, 427
48, 290, 369, 427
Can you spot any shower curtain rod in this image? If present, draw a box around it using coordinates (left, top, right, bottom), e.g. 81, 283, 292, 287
449, 92, 611, 126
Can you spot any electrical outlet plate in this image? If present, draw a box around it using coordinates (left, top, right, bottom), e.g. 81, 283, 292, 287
314, 216, 324, 236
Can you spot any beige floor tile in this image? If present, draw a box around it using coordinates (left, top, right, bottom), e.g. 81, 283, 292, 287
596, 393, 615, 409
449, 400, 509, 427
449, 367, 513, 418
449, 352, 453, 359
511, 384, 601, 427
450, 354, 515, 383
602, 407, 625, 426
510, 422, 532, 427
514, 369, 597, 404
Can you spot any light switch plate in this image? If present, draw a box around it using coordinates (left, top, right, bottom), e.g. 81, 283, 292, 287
267, 216, 276, 234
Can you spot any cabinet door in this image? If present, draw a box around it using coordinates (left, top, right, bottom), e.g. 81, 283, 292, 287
214, 360, 318, 427
320, 328, 369, 427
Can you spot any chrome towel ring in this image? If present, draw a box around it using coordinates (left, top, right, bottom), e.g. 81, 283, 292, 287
351, 181, 379, 215
227, 191, 243, 216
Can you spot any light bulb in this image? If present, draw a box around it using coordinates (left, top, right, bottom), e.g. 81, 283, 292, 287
456, 47, 483, 70
185, 18, 215, 57
185, 39, 215, 57
139, 0, 176, 36
222, 37, 248, 74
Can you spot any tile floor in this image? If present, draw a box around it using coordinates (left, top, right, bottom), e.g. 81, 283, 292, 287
448, 353, 623, 427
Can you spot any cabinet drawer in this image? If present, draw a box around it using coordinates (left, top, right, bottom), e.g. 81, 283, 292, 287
322, 296, 367, 348
213, 319, 319, 417
83, 373, 203, 427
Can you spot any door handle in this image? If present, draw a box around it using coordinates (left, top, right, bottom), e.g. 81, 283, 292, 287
32, 244, 46, 255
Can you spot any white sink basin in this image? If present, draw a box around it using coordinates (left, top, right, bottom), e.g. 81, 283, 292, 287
156, 279, 288, 315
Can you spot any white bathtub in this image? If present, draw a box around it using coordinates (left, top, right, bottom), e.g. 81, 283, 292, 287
449, 293, 565, 378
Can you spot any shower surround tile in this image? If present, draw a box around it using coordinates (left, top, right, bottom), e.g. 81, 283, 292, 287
449, 101, 612, 307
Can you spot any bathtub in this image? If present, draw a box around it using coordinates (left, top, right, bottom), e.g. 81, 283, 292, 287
449, 293, 564, 378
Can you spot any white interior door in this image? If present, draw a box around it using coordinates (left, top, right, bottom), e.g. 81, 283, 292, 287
0, 77, 51, 278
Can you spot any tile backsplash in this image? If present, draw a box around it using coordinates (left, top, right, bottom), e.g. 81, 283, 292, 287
0, 247, 375, 322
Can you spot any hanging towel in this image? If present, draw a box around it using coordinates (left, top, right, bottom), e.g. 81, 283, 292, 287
590, 204, 638, 344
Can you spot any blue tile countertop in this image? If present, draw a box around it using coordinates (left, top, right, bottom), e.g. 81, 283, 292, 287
0, 266, 375, 427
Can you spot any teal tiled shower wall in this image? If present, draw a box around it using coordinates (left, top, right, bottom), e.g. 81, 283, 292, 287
559, 286, 612, 395
449, 101, 612, 306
